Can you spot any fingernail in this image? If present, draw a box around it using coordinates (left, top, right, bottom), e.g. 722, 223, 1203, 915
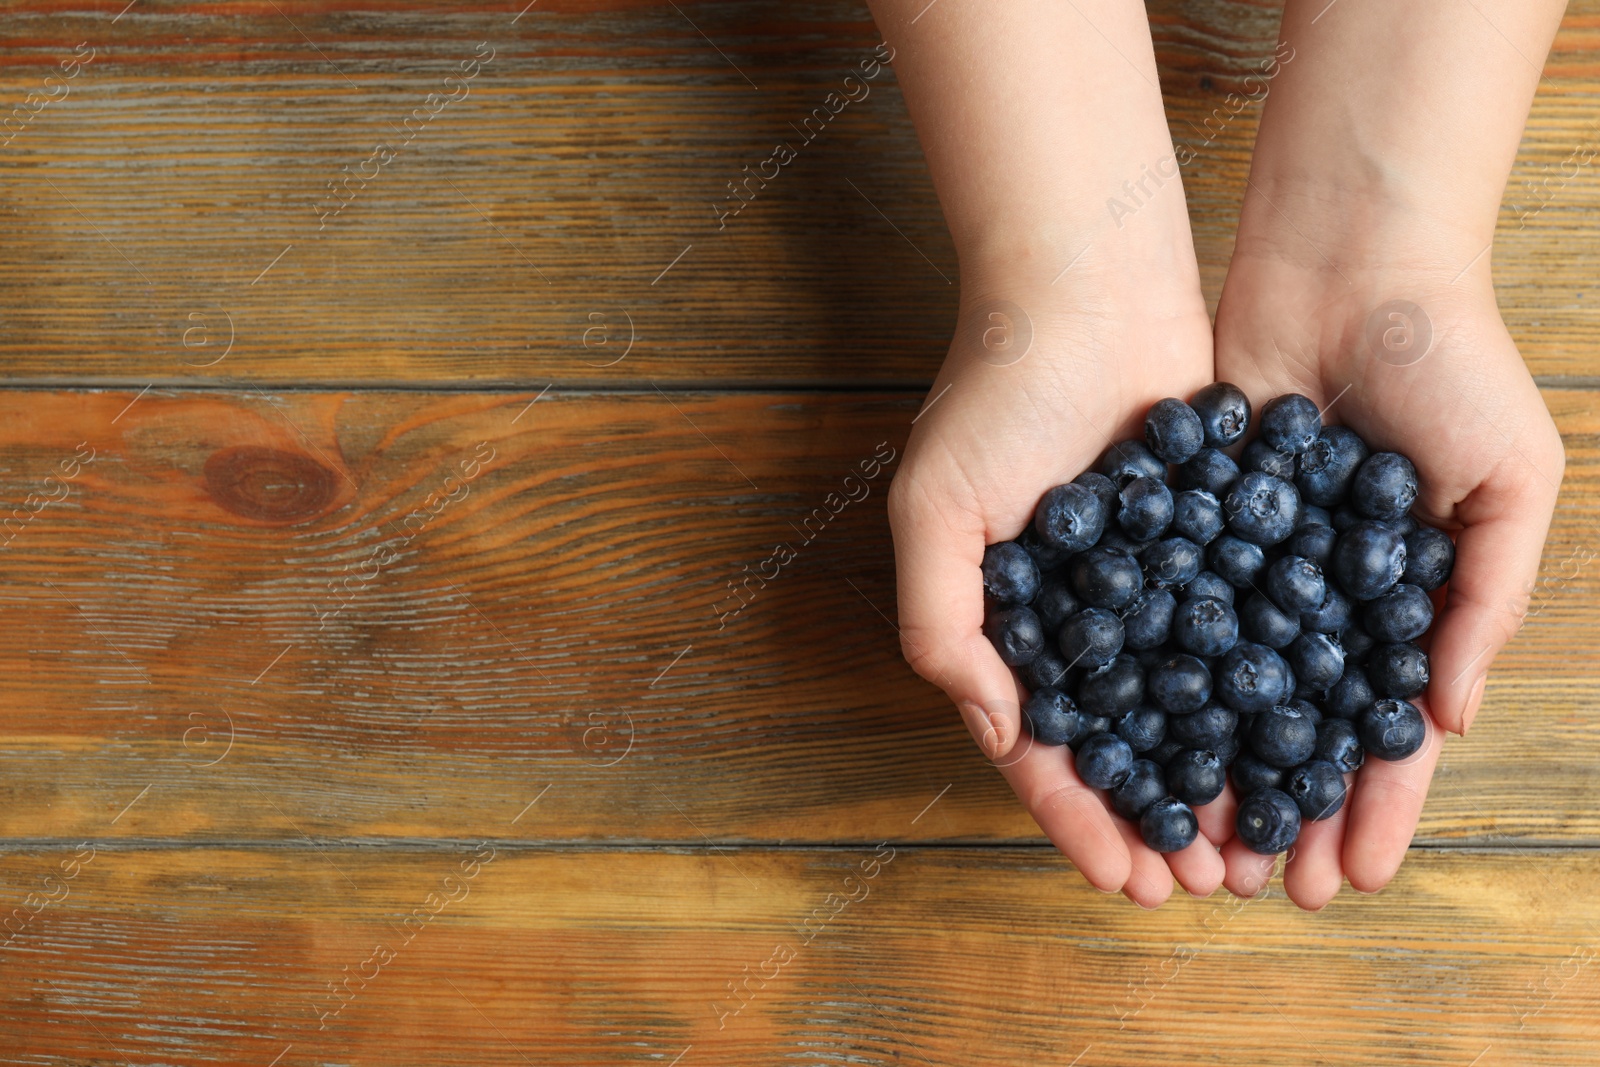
959, 702, 999, 759
1461, 673, 1488, 734
987, 711, 1011, 755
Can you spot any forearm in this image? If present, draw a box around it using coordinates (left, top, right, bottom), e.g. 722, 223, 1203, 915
1240, 0, 1568, 273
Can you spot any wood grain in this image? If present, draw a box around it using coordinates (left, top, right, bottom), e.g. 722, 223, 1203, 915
0, 1, 1597, 385
0, 845, 1596, 1065
0, 387, 1595, 844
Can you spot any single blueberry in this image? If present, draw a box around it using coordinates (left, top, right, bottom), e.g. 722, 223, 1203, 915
1074, 714, 1114, 747
1239, 593, 1302, 650
1172, 489, 1226, 545
1175, 447, 1241, 497
1358, 698, 1427, 760
1069, 547, 1144, 610
1017, 524, 1074, 572
1168, 701, 1237, 749
1078, 654, 1147, 717
1296, 425, 1369, 507
1113, 759, 1169, 821
1216, 642, 1294, 713
1333, 520, 1407, 601
1098, 439, 1168, 489
1231, 750, 1285, 794
1166, 749, 1227, 806
1260, 393, 1322, 454
1035, 483, 1107, 553
1075, 732, 1136, 789
1148, 653, 1213, 713
1321, 665, 1376, 720
1212, 732, 1242, 766
1284, 696, 1323, 726
1023, 687, 1085, 747
1300, 583, 1355, 634
1140, 797, 1200, 853
1097, 528, 1154, 558
1363, 582, 1434, 643
1183, 570, 1235, 605
1265, 555, 1327, 615
1190, 382, 1252, 448
1285, 523, 1338, 569
1032, 575, 1081, 633
1402, 525, 1456, 591
981, 542, 1040, 604
1285, 759, 1347, 820
1072, 471, 1120, 519
1173, 595, 1240, 657
1368, 642, 1429, 699
1118, 476, 1175, 541
1235, 787, 1302, 854
1352, 451, 1419, 521
1390, 514, 1419, 537
1058, 607, 1125, 671
1313, 718, 1366, 774
984, 605, 1047, 666
1115, 705, 1168, 753
1331, 505, 1363, 532
1146, 738, 1185, 766
1248, 703, 1318, 767
1122, 588, 1177, 650
1209, 533, 1267, 588
1224, 471, 1301, 546
1145, 397, 1206, 464
1022, 650, 1072, 693
1241, 438, 1299, 480
1140, 536, 1203, 589
1340, 623, 1377, 663
1288, 631, 1345, 690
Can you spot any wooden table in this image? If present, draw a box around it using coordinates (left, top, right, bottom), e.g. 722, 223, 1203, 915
1, 2, 1597, 1064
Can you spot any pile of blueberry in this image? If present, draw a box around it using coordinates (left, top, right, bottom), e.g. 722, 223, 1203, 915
982, 383, 1453, 856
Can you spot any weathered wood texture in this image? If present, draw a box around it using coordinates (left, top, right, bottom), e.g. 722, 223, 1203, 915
0, 387, 1595, 844
0, 845, 1597, 1066
0, 1, 1597, 384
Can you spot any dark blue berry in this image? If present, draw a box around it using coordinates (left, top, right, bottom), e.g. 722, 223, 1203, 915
1140, 797, 1200, 852
1075, 732, 1135, 789
1032, 575, 1080, 633
1173, 595, 1240, 657
1058, 607, 1124, 671
1288, 631, 1345, 690
984, 605, 1046, 666
1242, 438, 1299, 480
1176, 447, 1241, 497
1296, 425, 1369, 507
1190, 382, 1252, 448
1035, 483, 1108, 553
1285, 759, 1346, 820
1018, 524, 1074, 571
1099, 439, 1167, 489
1097, 528, 1153, 558
1321, 664, 1376, 720
1240, 593, 1302, 650
1260, 393, 1322, 454
1364, 582, 1434, 643
1358, 698, 1427, 760
1023, 687, 1085, 746
1148, 653, 1213, 713
1113, 759, 1169, 821
1168, 701, 1237, 749
1183, 570, 1235, 605
1368, 642, 1429, 698
1313, 718, 1365, 774
1351, 451, 1419, 521
1284, 696, 1323, 727
1266, 555, 1326, 615
1145, 397, 1206, 464
1118, 476, 1175, 541
1216, 642, 1294, 713
1333, 521, 1408, 600
1340, 623, 1376, 663
1146, 738, 1185, 766
1022, 650, 1072, 692
1166, 749, 1227, 806
1285, 523, 1338, 569
1209, 533, 1267, 588
1172, 489, 1226, 545
1072, 471, 1120, 519
1235, 787, 1301, 854
1141, 537, 1203, 589
1224, 471, 1301, 546
1331, 505, 1362, 532
1074, 714, 1114, 745
1115, 706, 1168, 753
1122, 588, 1177, 650
1300, 583, 1354, 634
1078, 654, 1146, 717
1248, 703, 1318, 767
1402, 526, 1455, 591
981, 542, 1040, 604
1299, 504, 1333, 529
1231, 751, 1285, 794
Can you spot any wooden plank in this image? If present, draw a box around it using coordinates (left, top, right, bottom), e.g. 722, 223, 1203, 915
0, 387, 1596, 844
0, 845, 1597, 1064
1, 1, 1597, 384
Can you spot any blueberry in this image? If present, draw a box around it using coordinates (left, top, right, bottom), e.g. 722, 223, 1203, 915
981, 542, 1040, 604
1190, 382, 1252, 448
1172, 489, 1226, 546
1352, 452, 1419, 521
1166, 749, 1227, 806
1017, 524, 1074, 572
1175, 447, 1241, 497
1235, 788, 1302, 854
1216, 642, 1294, 713
1358, 698, 1427, 760
1022, 687, 1085, 746
1331, 505, 1363, 532
1099, 439, 1168, 489
1141, 537, 1203, 590
1058, 607, 1125, 671
1224, 471, 1301, 546
1118, 476, 1175, 541
1288, 631, 1345, 690
1115, 706, 1168, 753
1173, 595, 1240, 657
1265, 555, 1326, 615
1183, 570, 1236, 605
1074, 714, 1114, 746
1242, 438, 1299, 480
1032, 575, 1081, 633
1075, 732, 1136, 789
1260, 393, 1323, 454
1209, 534, 1267, 588
1122, 588, 1177, 650
1321, 665, 1376, 720
1035, 483, 1107, 553
1072, 471, 1120, 519
1140, 797, 1200, 853
1285, 523, 1338, 569
1363, 582, 1434, 643
1402, 525, 1456, 591
1022, 650, 1072, 692
1145, 397, 1206, 464
1231, 751, 1285, 794
1168, 701, 1237, 749
1390, 514, 1419, 537
984, 606, 1047, 666
1339, 623, 1377, 663
1078, 654, 1146, 717
1299, 583, 1354, 634
1333, 520, 1408, 601
1248, 703, 1318, 768
1097, 528, 1154, 558
1285, 759, 1347, 820
1284, 695, 1323, 727
1212, 732, 1242, 765
1313, 718, 1366, 774
1069, 547, 1144, 610
1146, 738, 1186, 766
1113, 759, 1169, 820
1239, 593, 1302, 650
1148, 653, 1213, 713
1296, 425, 1369, 507
1368, 642, 1429, 699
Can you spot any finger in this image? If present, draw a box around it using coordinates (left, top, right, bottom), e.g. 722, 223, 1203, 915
1282, 778, 1352, 911
1428, 460, 1562, 735
888, 477, 1026, 758
1220, 837, 1278, 899
1343, 703, 1445, 893
999, 737, 1133, 893
1194, 780, 1238, 847
1112, 816, 1176, 908
1162, 829, 1226, 898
